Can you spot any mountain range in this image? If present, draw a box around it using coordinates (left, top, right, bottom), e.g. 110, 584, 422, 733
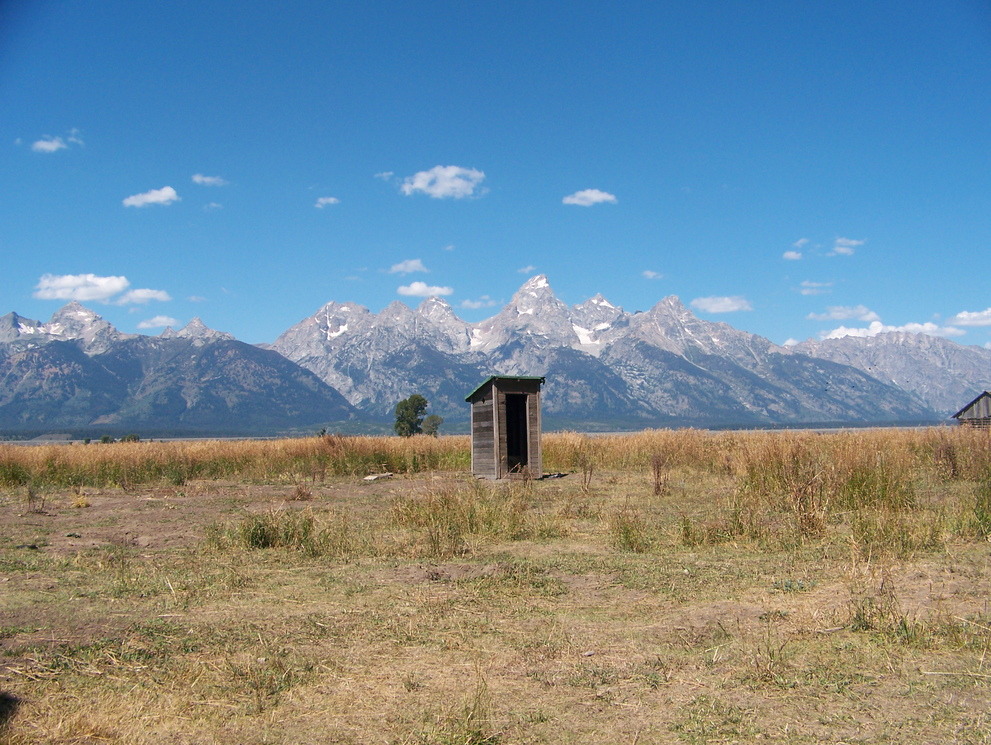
3, 275, 988, 435
0, 304, 354, 434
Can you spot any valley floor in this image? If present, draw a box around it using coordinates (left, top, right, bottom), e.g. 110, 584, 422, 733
1, 449, 989, 743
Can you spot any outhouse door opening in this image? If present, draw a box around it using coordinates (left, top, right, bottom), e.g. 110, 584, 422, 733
505, 393, 529, 471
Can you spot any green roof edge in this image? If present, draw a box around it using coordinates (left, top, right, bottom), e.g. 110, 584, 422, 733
465, 375, 545, 402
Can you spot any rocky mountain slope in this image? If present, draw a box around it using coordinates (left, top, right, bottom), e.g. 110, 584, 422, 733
272, 275, 937, 426
0, 305, 354, 433
793, 332, 991, 416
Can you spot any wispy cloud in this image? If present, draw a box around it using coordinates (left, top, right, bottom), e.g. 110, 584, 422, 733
799, 280, 833, 296
830, 237, 863, 256
192, 173, 228, 186
400, 165, 485, 199
116, 288, 172, 305
562, 188, 617, 206
389, 259, 428, 274
30, 129, 83, 153
807, 305, 879, 322
782, 250, 802, 260
949, 308, 991, 327
442, 244, 455, 251
123, 186, 179, 208
32, 136, 67, 153
821, 320, 964, 340
690, 296, 753, 313
315, 196, 340, 208
792, 238, 809, 249
642, 270, 663, 280
461, 295, 499, 309
517, 265, 537, 274
397, 281, 453, 297
138, 315, 179, 330
374, 171, 394, 181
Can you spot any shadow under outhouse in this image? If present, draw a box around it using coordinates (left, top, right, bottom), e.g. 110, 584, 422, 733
466, 375, 544, 479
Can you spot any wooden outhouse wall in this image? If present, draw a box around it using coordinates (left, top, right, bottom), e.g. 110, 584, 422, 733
470, 394, 497, 478
468, 377, 543, 479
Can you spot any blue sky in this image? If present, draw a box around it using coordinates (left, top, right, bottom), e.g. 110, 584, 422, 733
3, 0, 991, 346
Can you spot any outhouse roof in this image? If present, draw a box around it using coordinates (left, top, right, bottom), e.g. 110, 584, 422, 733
465, 375, 545, 402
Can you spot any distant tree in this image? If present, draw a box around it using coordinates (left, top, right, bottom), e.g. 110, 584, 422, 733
99, 435, 114, 444
120, 433, 140, 443
422, 414, 444, 437
394, 394, 428, 437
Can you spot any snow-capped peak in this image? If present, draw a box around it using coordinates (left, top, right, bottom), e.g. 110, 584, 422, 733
521, 274, 550, 291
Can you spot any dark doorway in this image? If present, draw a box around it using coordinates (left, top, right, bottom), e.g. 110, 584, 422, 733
505, 394, 529, 471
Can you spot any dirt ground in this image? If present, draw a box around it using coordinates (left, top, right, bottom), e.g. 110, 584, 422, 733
2, 473, 990, 744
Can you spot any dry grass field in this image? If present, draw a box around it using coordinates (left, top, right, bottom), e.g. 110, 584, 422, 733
1, 428, 990, 743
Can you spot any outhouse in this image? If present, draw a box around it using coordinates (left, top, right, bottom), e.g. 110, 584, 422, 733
466, 375, 544, 479
953, 391, 991, 428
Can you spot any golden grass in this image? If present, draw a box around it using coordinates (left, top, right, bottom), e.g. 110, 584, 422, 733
4, 424, 990, 486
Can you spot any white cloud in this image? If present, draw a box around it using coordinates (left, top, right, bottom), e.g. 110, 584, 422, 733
690, 296, 753, 313
782, 250, 802, 260
782, 338, 800, 347
397, 281, 453, 297
30, 129, 82, 153
34, 273, 131, 302
374, 171, 394, 181
799, 280, 832, 296
562, 188, 618, 206
461, 295, 499, 309
33, 273, 170, 306
400, 165, 485, 199
203, 202, 223, 211
116, 288, 172, 305
517, 265, 537, 274
32, 136, 67, 153
821, 320, 964, 340
389, 259, 428, 274
192, 173, 228, 186
138, 315, 180, 330
123, 186, 179, 208
442, 244, 455, 251
642, 270, 663, 280
807, 305, 879, 322
831, 237, 864, 256
792, 238, 809, 248
949, 308, 991, 327
315, 196, 340, 208
188, 295, 207, 303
